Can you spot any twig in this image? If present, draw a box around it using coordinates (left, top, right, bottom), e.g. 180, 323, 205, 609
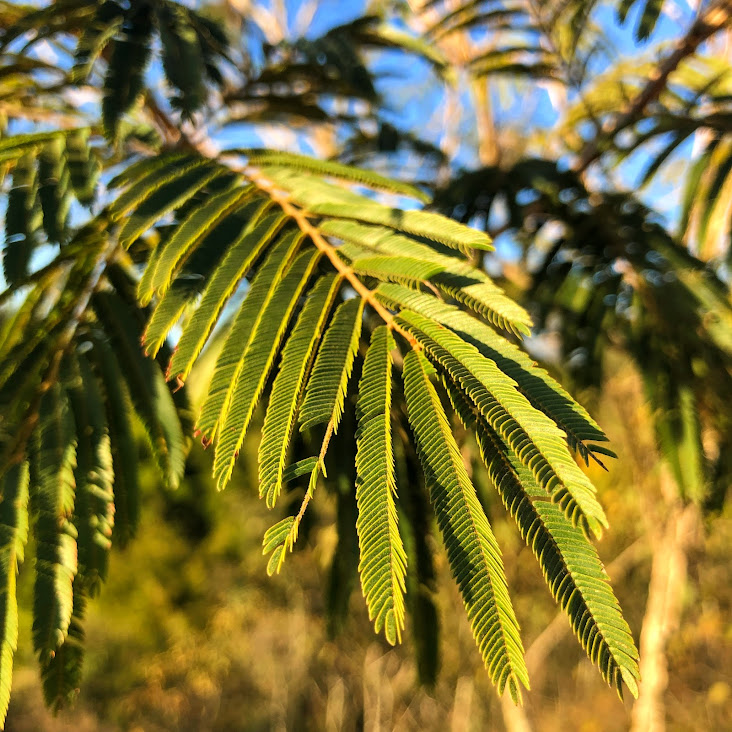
244, 167, 422, 350
574, 0, 732, 173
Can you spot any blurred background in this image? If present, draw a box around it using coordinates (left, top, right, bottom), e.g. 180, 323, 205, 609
3, 0, 732, 729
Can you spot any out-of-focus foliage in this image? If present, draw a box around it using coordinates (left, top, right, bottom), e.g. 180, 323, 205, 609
435, 160, 732, 508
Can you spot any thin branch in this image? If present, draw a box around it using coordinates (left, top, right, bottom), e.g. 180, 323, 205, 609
574, 0, 732, 173
244, 167, 422, 350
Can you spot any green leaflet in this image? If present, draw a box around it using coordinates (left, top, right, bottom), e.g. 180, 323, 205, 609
354, 326, 407, 645
241, 148, 431, 202
102, 3, 154, 140
156, 2, 206, 118
397, 309, 608, 537
262, 463, 321, 575
4, 151, 40, 287
71, 1, 124, 83
212, 248, 321, 490
262, 168, 492, 252
402, 350, 529, 701
635, 0, 664, 41
108, 150, 190, 190
258, 275, 342, 508
299, 297, 364, 432
142, 198, 269, 355
119, 167, 245, 255
88, 333, 140, 547
197, 230, 305, 441
310, 201, 493, 253
41, 579, 86, 711
446, 379, 640, 697
66, 355, 115, 595
282, 457, 319, 483
376, 283, 608, 459
322, 219, 531, 335
64, 129, 98, 205
0, 462, 30, 728
92, 291, 186, 489
342, 248, 446, 284
109, 156, 218, 225
149, 185, 250, 298
0, 132, 63, 155
38, 137, 71, 244
142, 279, 198, 358
31, 386, 78, 668
166, 207, 287, 381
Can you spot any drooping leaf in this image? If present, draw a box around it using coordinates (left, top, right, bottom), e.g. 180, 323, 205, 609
258, 275, 341, 508
402, 350, 529, 701
31, 386, 78, 668
354, 326, 407, 645
0, 462, 30, 728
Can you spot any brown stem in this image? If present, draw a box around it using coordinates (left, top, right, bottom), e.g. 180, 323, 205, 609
575, 0, 732, 174
244, 167, 422, 350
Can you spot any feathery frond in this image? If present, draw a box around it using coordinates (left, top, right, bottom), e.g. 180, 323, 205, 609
355, 327, 407, 645
258, 275, 341, 508
31, 385, 78, 669
0, 462, 30, 728
446, 379, 640, 696
397, 309, 608, 537
0, 1, 646, 705
402, 350, 529, 701
300, 297, 364, 432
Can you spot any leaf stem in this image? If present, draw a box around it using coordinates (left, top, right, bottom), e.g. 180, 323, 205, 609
245, 167, 422, 350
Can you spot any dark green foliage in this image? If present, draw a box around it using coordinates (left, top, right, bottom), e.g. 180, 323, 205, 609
31, 386, 78, 673
435, 159, 732, 510
92, 290, 186, 490
0, 462, 29, 725
3, 151, 39, 285
102, 2, 155, 140
617, 0, 664, 41
38, 138, 71, 244
155, 2, 206, 118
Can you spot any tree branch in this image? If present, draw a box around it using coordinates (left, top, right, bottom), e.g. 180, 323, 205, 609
574, 0, 732, 174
